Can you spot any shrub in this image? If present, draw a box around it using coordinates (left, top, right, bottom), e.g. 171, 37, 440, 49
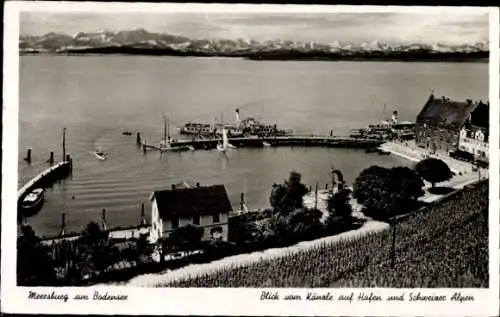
416, 158, 453, 187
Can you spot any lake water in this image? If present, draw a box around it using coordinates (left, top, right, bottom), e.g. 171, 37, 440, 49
18, 56, 488, 236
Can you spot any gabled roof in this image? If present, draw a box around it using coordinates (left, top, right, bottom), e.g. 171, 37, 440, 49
416, 94, 477, 130
469, 101, 489, 129
151, 184, 233, 220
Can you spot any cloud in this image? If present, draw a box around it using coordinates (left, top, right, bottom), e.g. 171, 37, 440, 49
20, 11, 488, 45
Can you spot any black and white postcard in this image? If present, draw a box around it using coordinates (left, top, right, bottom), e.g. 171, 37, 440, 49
2, 2, 499, 316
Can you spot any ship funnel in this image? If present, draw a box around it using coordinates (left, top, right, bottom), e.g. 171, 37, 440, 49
235, 109, 240, 126
391, 111, 399, 124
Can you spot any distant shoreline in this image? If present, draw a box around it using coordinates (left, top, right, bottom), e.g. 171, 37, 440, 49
19, 47, 489, 63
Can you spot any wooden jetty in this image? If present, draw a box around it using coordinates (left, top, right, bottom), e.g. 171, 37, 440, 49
17, 160, 72, 204
140, 135, 383, 151
19, 128, 73, 205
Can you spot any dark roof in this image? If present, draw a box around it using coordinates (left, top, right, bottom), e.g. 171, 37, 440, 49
416, 94, 477, 130
152, 184, 233, 220
469, 101, 489, 129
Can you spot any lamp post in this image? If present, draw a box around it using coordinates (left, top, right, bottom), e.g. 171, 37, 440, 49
391, 210, 396, 268
390, 202, 397, 269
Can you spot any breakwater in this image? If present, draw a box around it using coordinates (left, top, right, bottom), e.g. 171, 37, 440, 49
144, 135, 383, 151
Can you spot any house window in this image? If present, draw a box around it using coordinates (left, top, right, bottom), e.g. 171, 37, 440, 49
193, 216, 200, 225
213, 213, 220, 223
210, 226, 223, 241
171, 218, 179, 229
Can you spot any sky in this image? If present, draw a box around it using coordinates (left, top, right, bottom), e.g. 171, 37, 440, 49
20, 11, 489, 45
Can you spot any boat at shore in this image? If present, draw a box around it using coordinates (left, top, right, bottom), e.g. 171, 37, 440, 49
21, 188, 45, 214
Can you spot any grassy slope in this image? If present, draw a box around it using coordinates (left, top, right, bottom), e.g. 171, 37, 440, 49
164, 181, 488, 288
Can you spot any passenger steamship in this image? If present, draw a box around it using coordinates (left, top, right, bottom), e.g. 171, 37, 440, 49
350, 110, 416, 141
180, 109, 292, 138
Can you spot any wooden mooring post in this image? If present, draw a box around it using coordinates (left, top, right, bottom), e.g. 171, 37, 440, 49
49, 151, 54, 165
139, 203, 148, 226
136, 132, 141, 145
59, 212, 66, 237
102, 208, 107, 231
315, 182, 319, 210
25, 148, 32, 163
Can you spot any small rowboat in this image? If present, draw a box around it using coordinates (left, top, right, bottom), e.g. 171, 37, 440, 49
94, 151, 107, 160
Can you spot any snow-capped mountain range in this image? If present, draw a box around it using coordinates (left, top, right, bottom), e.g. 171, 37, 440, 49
19, 29, 489, 55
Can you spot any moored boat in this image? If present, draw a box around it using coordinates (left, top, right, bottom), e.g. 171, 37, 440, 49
217, 128, 235, 152
162, 115, 195, 152
180, 122, 213, 136
160, 140, 195, 152
21, 188, 45, 214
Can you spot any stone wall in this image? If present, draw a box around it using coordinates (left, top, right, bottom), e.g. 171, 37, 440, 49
415, 123, 460, 153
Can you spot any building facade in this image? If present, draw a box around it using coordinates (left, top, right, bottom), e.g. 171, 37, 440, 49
458, 127, 488, 162
149, 183, 232, 244
415, 94, 488, 154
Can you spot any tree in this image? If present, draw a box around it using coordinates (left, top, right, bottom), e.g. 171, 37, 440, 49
268, 208, 322, 245
228, 214, 259, 245
166, 225, 204, 253
353, 165, 425, 220
353, 166, 393, 213
136, 234, 151, 260
81, 221, 108, 247
17, 225, 58, 286
287, 208, 323, 239
79, 221, 112, 275
391, 166, 425, 200
327, 188, 353, 220
416, 158, 453, 188
325, 188, 358, 233
270, 171, 309, 214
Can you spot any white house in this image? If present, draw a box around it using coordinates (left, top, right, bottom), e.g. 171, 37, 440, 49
457, 101, 489, 163
458, 127, 489, 162
149, 182, 232, 244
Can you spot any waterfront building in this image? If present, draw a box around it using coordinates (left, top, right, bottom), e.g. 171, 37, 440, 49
458, 101, 489, 163
149, 183, 232, 244
415, 94, 488, 154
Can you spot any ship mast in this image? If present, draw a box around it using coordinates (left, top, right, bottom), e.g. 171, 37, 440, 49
62, 127, 66, 161
167, 117, 170, 141
163, 115, 167, 142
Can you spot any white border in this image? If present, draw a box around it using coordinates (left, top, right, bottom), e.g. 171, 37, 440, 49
2, 2, 499, 316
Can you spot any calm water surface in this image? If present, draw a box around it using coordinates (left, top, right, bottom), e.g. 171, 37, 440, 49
18, 56, 488, 236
